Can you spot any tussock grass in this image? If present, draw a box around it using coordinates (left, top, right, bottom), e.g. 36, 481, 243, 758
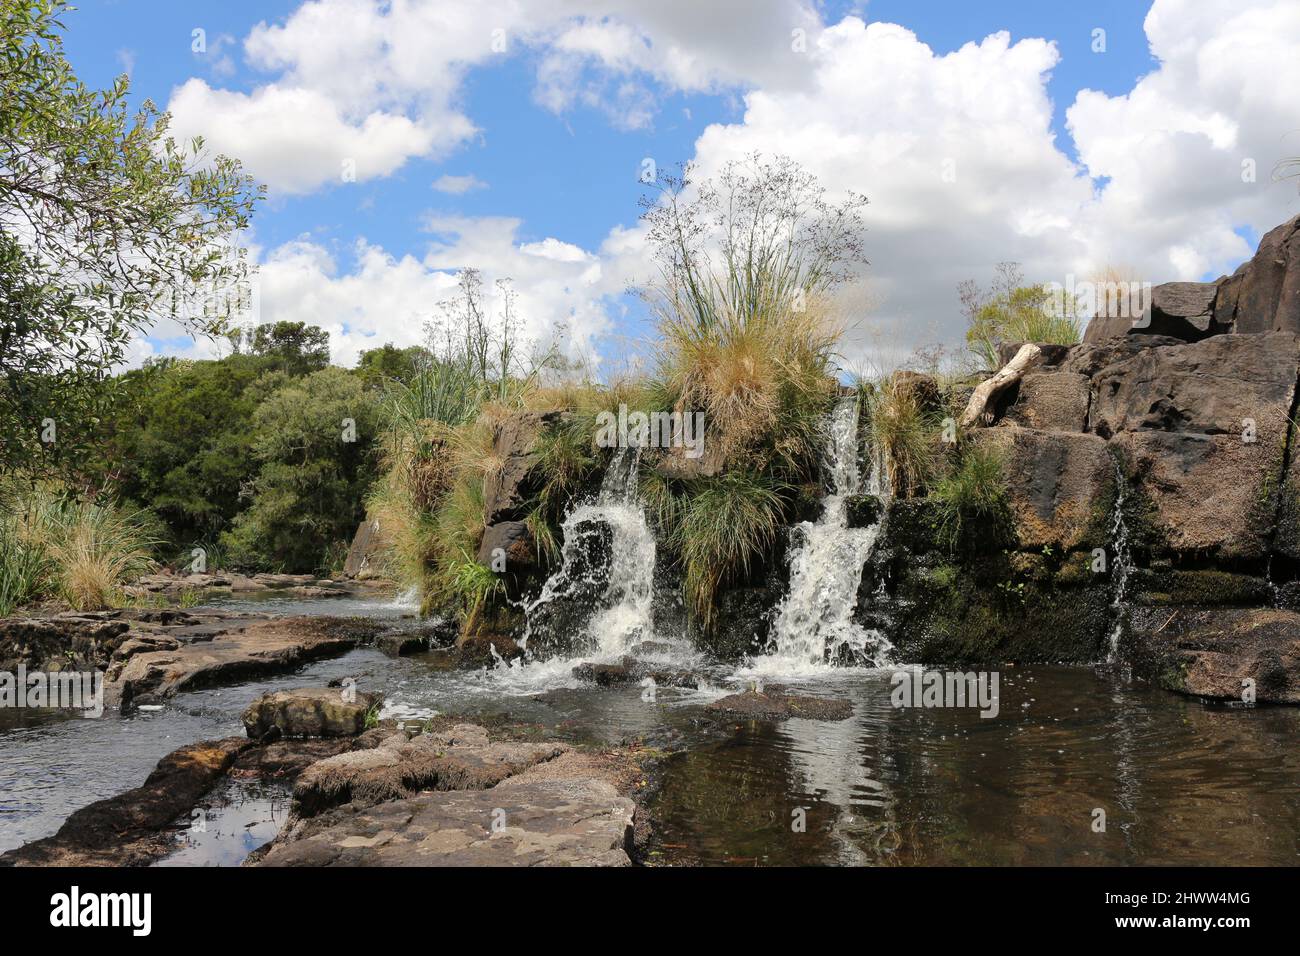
931, 440, 1011, 553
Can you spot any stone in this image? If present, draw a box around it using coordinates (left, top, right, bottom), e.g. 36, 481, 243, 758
342, 518, 385, 578
0, 738, 250, 867
482, 410, 561, 525
1061, 334, 1186, 377
476, 519, 533, 568
454, 632, 522, 668
290, 725, 568, 817
1111, 429, 1279, 562
376, 632, 428, 657
0, 617, 130, 672
1132, 608, 1300, 704
1003, 370, 1090, 432
706, 687, 853, 721
983, 426, 1113, 550
1089, 332, 1300, 437
254, 778, 634, 867
845, 494, 883, 528
241, 687, 382, 741
1217, 215, 1300, 334
571, 656, 698, 689
1141, 281, 1222, 340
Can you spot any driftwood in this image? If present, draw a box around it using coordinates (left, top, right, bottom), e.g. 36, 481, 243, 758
959, 343, 1042, 427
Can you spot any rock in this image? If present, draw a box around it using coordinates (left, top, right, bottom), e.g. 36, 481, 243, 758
983, 426, 1113, 550
0, 617, 130, 672
482, 410, 561, 525
995, 342, 1072, 368
1060, 335, 1186, 378
231, 736, 387, 780
0, 738, 250, 867
1132, 608, 1300, 704
1004, 370, 1090, 431
1215, 215, 1300, 334
290, 725, 568, 817
1111, 430, 1278, 562
454, 632, 523, 668
476, 519, 533, 569
706, 687, 853, 721
1089, 333, 1300, 438
1138, 281, 1223, 340
242, 687, 382, 741
891, 370, 943, 416
845, 494, 883, 528
254, 778, 634, 867
703, 585, 776, 661
651, 439, 726, 481
571, 656, 698, 689
376, 632, 428, 657
342, 518, 386, 578
107, 616, 383, 711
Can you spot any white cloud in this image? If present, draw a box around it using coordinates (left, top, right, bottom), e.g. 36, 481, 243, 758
432, 173, 488, 194
167, 80, 442, 195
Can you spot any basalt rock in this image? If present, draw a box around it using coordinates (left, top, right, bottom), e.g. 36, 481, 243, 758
1214, 215, 1300, 335
705, 686, 853, 722
241, 687, 383, 741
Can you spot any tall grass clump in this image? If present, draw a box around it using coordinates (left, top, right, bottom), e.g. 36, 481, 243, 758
931, 441, 1012, 553
865, 376, 941, 498
636, 154, 868, 625
0, 484, 158, 611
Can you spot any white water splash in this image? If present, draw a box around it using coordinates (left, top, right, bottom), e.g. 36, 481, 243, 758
747, 397, 892, 675
1105, 457, 1133, 663
521, 446, 659, 659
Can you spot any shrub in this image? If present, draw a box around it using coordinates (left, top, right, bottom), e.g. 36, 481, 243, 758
931, 441, 1012, 553
960, 263, 1080, 370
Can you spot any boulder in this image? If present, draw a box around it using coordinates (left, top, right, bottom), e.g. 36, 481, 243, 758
242, 687, 382, 741
1003, 370, 1090, 432
1138, 281, 1224, 340
290, 725, 568, 817
983, 426, 1113, 550
705, 686, 853, 721
1089, 333, 1300, 438
1215, 215, 1300, 334
342, 518, 385, 578
0, 616, 130, 672
1132, 608, 1300, 704
255, 778, 634, 867
476, 519, 533, 569
482, 410, 561, 525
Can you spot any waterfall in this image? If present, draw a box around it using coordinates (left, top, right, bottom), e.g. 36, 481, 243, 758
520, 446, 658, 659
754, 397, 892, 671
1105, 457, 1134, 663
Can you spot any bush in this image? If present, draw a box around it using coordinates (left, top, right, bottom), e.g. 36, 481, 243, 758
931, 441, 1012, 553
960, 263, 1080, 369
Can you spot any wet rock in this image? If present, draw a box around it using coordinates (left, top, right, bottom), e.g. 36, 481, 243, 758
254, 778, 634, 867
242, 687, 382, 741
231, 730, 392, 780
571, 656, 698, 689
290, 724, 568, 817
706, 687, 853, 722
377, 631, 428, 657
476, 519, 533, 569
0, 738, 251, 867
0, 616, 130, 672
846, 494, 883, 529
1131, 608, 1300, 704
108, 616, 382, 711
455, 632, 523, 668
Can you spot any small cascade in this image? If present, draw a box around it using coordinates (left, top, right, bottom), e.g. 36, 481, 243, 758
754, 396, 892, 671
1105, 457, 1134, 663
520, 446, 658, 658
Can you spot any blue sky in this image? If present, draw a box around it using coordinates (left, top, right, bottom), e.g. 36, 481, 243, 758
58, 0, 1300, 368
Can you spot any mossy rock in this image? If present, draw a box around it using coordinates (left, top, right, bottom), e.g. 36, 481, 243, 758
846, 494, 883, 529
1131, 567, 1273, 606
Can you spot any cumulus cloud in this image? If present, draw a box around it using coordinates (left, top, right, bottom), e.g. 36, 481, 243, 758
432, 174, 488, 194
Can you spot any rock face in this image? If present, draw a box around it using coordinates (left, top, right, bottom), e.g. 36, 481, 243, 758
342, 518, 386, 578
1132, 608, 1300, 704
242, 687, 382, 741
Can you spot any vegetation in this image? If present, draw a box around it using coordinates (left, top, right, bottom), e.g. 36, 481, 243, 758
0, 0, 262, 477
959, 263, 1081, 370
931, 440, 1012, 553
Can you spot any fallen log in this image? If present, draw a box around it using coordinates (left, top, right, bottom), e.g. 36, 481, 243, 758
960, 343, 1042, 427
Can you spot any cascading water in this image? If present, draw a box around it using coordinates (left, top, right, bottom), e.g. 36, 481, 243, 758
1105, 457, 1134, 663
753, 396, 892, 671
520, 446, 658, 659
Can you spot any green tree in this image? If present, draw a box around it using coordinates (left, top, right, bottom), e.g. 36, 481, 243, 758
241, 321, 331, 376
0, 0, 262, 475
354, 343, 431, 390
221, 368, 380, 572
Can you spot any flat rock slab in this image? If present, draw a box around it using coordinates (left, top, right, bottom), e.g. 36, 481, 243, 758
0, 738, 250, 867
1133, 607, 1300, 704
256, 779, 634, 867
243, 686, 382, 740
107, 616, 382, 711
292, 724, 569, 817
572, 656, 699, 689
706, 689, 853, 722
